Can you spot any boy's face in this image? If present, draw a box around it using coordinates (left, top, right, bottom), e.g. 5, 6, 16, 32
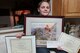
38, 2, 50, 16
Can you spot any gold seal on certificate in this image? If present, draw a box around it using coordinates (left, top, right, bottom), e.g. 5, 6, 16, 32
5, 36, 36, 53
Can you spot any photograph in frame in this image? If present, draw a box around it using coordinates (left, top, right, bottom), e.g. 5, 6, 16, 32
25, 16, 63, 46
5, 36, 36, 53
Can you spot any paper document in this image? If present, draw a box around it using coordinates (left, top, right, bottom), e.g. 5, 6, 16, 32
47, 41, 61, 48
58, 32, 80, 53
50, 51, 56, 53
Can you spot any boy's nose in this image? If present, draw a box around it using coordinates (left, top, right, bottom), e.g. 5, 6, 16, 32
44, 9, 47, 11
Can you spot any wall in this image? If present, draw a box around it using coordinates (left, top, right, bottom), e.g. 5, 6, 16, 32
0, 16, 11, 27
49, 0, 52, 15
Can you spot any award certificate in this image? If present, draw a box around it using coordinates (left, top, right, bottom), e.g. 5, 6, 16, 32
58, 32, 80, 53
6, 36, 36, 53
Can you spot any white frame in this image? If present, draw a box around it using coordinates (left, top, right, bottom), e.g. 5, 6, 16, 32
25, 16, 63, 46
6, 36, 36, 53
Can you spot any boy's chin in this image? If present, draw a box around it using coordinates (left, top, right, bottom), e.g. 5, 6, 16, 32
42, 14, 49, 16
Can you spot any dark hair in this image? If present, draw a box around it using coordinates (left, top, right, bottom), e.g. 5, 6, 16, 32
37, 0, 50, 8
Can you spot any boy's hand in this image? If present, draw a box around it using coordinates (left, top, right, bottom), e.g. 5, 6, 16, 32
16, 32, 24, 38
57, 46, 63, 50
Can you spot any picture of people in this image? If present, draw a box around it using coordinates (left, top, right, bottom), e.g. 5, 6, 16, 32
31, 23, 56, 41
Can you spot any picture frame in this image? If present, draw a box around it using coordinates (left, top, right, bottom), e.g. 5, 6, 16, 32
5, 36, 36, 53
24, 16, 63, 46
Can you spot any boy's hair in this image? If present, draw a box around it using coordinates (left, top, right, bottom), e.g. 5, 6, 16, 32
42, 0, 50, 2
37, 0, 50, 8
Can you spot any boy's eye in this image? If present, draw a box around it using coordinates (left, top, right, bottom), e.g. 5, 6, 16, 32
46, 6, 50, 9
41, 6, 50, 9
41, 6, 45, 9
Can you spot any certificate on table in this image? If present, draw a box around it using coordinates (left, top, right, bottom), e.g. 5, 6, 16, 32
58, 32, 80, 53
5, 36, 36, 53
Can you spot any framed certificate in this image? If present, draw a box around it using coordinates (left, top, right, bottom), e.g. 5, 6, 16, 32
5, 36, 36, 53
24, 16, 63, 46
